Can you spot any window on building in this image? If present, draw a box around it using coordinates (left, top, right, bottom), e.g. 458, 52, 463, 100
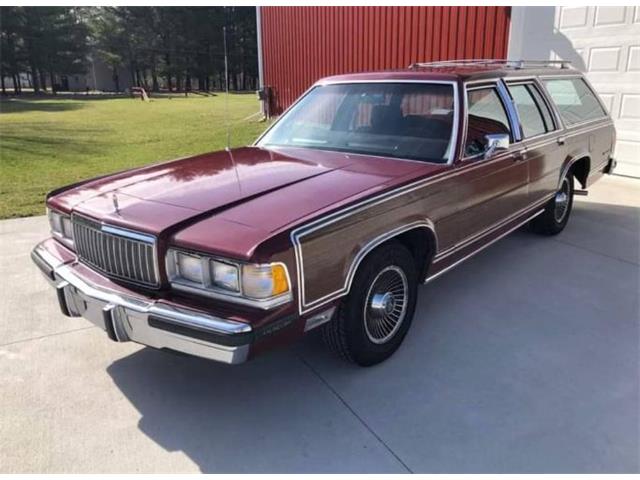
464, 87, 512, 157
507, 83, 555, 138
543, 78, 606, 125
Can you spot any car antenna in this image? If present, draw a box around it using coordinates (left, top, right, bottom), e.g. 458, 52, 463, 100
223, 24, 242, 193
223, 25, 231, 150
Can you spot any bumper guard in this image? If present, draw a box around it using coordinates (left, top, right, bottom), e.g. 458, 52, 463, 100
31, 243, 253, 364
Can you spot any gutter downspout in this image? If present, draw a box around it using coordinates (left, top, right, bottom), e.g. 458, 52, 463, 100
256, 6, 266, 118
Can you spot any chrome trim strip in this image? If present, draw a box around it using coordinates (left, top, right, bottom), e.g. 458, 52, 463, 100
425, 208, 545, 284
304, 307, 337, 332
497, 79, 523, 143
292, 220, 435, 315
101, 225, 155, 244
433, 193, 554, 261
171, 283, 293, 310
513, 120, 612, 151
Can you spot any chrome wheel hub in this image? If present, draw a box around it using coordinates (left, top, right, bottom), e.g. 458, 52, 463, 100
364, 266, 408, 344
554, 177, 570, 223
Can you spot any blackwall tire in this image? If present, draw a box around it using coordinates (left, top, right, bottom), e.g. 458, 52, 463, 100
530, 173, 575, 236
322, 241, 418, 366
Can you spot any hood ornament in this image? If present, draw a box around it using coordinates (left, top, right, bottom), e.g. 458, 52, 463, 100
112, 193, 120, 215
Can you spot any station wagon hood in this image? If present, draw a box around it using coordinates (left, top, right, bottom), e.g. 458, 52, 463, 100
51, 147, 332, 231
49, 146, 446, 257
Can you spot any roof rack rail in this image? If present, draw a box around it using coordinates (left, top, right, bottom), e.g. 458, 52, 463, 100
408, 59, 572, 70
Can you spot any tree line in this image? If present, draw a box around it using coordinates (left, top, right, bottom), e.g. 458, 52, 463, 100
0, 6, 259, 95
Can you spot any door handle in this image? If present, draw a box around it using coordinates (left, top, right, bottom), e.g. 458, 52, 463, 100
557, 136, 566, 145
512, 150, 527, 161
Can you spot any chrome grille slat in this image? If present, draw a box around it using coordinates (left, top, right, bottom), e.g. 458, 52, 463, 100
143, 245, 152, 283
71, 215, 159, 287
135, 243, 143, 283
116, 237, 125, 277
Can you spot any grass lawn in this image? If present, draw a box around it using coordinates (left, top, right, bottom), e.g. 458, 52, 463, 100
0, 93, 270, 219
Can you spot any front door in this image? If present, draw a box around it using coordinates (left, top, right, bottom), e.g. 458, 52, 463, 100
435, 81, 529, 252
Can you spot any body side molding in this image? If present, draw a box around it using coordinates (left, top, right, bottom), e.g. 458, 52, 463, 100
292, 220, 437, 315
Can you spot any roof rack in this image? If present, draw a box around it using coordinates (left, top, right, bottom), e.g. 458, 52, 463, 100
408, 59, 572, 70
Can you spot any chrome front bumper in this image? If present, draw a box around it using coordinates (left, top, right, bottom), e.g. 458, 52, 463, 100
32, 242, 253, 364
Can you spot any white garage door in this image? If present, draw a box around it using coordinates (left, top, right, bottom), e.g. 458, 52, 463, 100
510, 6, 640, 178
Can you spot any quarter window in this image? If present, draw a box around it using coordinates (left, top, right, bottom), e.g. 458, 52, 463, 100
507, 83, 555, 138
465, 87, 512, 157
543, 78, 606, 125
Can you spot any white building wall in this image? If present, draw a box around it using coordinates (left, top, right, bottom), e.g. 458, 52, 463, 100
509, 6, 640, 178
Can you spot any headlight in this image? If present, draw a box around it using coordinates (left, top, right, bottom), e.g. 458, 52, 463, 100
175, 251, 204, 284
166, 248, 291, 308
48, 208, 74, 245
212, 260, 240, 292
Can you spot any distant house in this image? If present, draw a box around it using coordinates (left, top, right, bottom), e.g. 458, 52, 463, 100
66, 55, 133, 92
4, 53, 131, 93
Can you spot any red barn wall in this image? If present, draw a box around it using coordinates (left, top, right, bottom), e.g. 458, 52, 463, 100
259, 6, 511, 114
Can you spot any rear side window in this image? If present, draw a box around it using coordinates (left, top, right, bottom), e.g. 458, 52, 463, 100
543, 78, 606, 125
507, 83, 555, 138
465, 87, 512, 157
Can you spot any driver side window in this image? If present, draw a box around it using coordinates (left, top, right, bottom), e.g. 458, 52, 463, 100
465, 87, 512, 157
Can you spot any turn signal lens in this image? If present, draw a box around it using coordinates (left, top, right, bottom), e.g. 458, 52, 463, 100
271, 264, 289, 296
242, 263, 290, 299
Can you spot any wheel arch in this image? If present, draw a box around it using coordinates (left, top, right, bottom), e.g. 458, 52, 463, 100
345, 222, 437, 293
561, 153, 591, 189
293, 219, 438, 316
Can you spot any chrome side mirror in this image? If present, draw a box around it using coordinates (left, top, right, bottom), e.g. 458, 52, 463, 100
484, 133, 510, 159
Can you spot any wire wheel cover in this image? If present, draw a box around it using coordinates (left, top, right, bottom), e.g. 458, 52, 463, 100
363, 265, 409, 344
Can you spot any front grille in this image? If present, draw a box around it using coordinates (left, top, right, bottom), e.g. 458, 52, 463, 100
72, 215, 159, 287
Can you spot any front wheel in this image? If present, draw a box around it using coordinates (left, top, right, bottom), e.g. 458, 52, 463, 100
322, 242, 418, 366
530, 173, 574, 235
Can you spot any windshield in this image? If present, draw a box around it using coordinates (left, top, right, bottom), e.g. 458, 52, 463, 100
258, 82, 456, 164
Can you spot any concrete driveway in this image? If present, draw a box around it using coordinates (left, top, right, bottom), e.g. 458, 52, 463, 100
1, 175, 638, 473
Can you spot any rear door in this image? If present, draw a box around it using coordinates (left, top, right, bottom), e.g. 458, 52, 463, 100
505, 79, 564, 204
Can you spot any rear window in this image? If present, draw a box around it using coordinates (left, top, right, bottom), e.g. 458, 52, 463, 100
542, 78, 606, 126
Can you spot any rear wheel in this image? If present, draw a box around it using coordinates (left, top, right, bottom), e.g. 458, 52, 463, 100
530, 173, 574, 235
322, 242, 418, 366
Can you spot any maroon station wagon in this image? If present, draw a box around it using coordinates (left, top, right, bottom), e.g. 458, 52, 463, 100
32, 60, 617, 366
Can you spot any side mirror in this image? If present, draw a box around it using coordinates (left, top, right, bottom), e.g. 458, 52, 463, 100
484, 133, 510, 159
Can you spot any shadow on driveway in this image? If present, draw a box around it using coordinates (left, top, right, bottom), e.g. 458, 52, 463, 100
107, 200, 639, 473
106, 339, 405, 474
